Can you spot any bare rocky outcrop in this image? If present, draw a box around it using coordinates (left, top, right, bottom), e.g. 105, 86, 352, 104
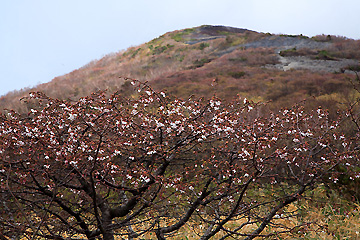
267, 55, 359, 73
238, 35, 359, 73
241, 35, 331, 50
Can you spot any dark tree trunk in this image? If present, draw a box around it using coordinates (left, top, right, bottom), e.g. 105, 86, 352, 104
101, 208, 115, 240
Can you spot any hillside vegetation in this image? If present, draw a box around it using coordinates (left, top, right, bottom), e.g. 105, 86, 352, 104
1, 25, 360, 114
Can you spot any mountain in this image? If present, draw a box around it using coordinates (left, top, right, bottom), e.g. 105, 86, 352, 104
1, 25, 360, 113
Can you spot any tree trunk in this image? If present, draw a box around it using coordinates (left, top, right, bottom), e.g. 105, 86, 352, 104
101, 209, 115, 240
102, 232, 114, 240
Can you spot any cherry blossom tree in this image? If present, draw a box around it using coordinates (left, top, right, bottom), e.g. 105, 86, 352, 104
0, 79, 359, 240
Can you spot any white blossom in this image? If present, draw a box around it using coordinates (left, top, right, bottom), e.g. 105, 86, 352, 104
147, 150, 157, 155
140, 175, 150, 183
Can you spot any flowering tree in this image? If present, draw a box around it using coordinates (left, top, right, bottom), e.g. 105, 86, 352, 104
0, 79, 359, 240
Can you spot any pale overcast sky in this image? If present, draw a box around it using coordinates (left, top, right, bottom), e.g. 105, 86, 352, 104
1, 0, 359, 96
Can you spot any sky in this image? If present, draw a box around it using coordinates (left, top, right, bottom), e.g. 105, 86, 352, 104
1, 0, 359, 96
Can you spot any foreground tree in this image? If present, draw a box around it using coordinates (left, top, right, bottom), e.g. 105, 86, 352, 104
0, 79, 359, 239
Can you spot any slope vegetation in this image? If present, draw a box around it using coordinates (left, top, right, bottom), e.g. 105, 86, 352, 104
1, 25, 360, 113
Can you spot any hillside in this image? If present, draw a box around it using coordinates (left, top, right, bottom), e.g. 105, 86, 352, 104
1, 25, 360, 113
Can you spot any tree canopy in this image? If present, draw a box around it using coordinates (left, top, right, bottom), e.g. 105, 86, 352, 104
1, 79, 359, 239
